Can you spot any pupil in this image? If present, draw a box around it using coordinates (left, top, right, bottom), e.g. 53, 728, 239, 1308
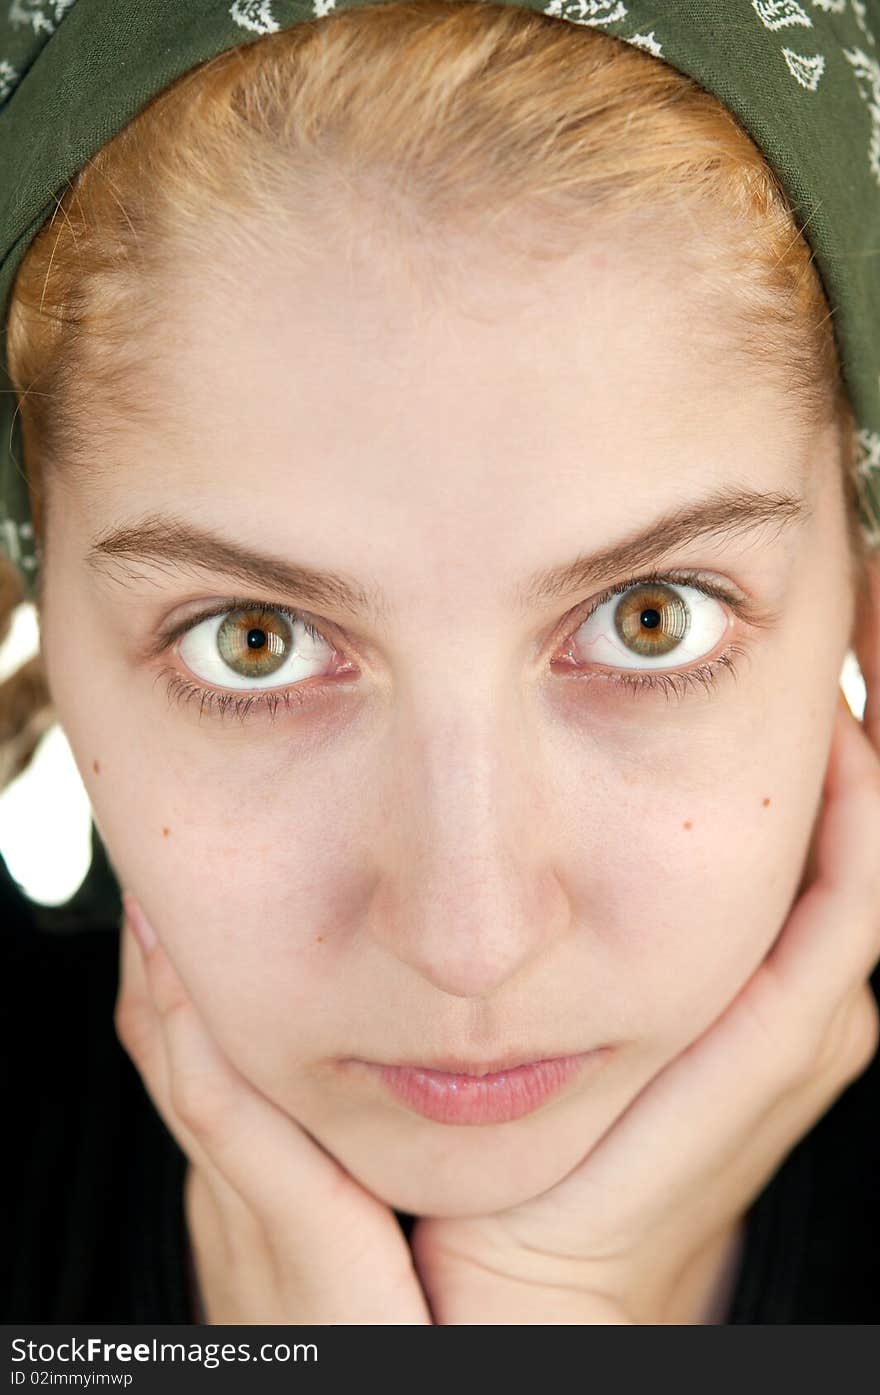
246, 628, 267, 650
641, 608, 661, 630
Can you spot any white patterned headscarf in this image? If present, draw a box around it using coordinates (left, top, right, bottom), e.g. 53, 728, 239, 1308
2, 0, 880, 597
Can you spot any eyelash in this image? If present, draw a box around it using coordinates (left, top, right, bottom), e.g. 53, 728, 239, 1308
154, 568, 752, 724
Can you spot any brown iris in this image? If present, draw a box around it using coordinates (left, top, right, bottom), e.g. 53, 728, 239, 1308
216, 607, 293, 678
613, 584, 690, 657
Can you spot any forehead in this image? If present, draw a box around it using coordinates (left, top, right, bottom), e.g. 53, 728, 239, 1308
140, 216, 792, 466
74, 216, 815, 615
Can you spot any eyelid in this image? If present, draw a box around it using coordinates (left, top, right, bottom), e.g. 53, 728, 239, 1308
143, 596, 337, 665
149, 568, 778, 658
148, 566, 780, 723
561, 567, 781, 640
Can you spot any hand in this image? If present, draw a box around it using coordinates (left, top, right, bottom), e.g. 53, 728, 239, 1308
409, 689, 880, 1324
114, 896, 432, 1325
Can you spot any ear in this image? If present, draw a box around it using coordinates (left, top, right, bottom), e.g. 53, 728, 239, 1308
849, 547, 880, 754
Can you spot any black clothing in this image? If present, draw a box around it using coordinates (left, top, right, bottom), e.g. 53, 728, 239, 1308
3, 840, 878, 1323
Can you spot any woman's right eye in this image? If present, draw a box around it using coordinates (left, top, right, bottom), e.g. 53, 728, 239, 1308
177, 603, 336, 690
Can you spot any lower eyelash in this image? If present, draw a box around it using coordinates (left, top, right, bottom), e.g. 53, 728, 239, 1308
157, 639, 749, 725
156, 666, 324, 724
154, 603, 330, 724
592, 643, 748, 702
159, 566, 752, 724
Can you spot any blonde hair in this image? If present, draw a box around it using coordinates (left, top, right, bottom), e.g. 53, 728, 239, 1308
0, 0, 873, 791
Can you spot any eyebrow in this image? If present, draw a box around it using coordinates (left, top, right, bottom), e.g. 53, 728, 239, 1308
86, 484, 810, 623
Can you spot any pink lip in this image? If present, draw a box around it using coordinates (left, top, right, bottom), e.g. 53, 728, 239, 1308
345, 1051, 606, 1125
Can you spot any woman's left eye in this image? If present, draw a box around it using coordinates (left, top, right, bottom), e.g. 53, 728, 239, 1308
559, 571, 746, 702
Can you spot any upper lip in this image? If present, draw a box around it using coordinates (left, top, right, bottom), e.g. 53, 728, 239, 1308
370, 1050, 590, 1077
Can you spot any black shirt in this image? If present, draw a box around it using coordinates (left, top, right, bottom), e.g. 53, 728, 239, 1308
3, 834, 878, 1323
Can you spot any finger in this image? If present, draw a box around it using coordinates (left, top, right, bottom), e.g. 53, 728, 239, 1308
115, 908, 163, 1083
815, 976, 880, 1084
575, 696, 880, 1192
527, 694, 880, 1262
116, 907, 245, 1223
124, 895, 372, 1248
762, 692, 880, 1022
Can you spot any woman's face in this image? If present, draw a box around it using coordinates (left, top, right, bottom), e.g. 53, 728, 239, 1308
39, 222, 863, 1216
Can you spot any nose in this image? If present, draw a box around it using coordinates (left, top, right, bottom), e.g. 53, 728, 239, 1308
366, 682, 571, 998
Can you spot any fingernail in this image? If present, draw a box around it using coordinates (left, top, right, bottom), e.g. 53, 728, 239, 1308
124, 894, 157, 955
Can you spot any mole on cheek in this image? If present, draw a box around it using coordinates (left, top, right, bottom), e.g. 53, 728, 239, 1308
92, 759, 100, 775
682, 820, 693, 830
162, 827, 171, 838
762, 797, 771, 807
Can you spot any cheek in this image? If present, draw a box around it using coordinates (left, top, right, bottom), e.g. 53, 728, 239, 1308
87, 752, 351, 1081
580, 702, 830, 1053
40, 601, 343, 1075
40, 545, 839, 1096
97, 769, 345, 1056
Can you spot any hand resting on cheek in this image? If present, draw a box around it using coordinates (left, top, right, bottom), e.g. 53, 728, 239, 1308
114, 898, 432, 1326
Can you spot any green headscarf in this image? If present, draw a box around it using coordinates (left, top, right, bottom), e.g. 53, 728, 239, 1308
2, 0, 880, 601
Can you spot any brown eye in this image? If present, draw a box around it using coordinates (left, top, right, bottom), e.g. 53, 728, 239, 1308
613, 584, 690, 659
178, 605, 332, 690
572, 579, 729, 672
216, 607, 294, 679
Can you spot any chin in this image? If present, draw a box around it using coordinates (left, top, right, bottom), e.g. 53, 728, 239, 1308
339, 1146, 579, 1219
298, 1059, 637, 1218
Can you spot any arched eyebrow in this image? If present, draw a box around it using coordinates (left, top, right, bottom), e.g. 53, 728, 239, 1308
86, 484, 809, 623
517, 485, 809, 607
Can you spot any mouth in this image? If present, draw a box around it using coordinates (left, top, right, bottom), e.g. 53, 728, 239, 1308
339, 1049, 610, 1125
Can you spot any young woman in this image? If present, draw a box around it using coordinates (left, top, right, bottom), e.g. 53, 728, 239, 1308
2, 0, 879, 1324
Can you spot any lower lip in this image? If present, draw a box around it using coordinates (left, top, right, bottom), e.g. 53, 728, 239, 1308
351, 1052, 604, 1125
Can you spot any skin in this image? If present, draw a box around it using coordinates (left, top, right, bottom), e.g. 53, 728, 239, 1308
37, 216, 864, 1251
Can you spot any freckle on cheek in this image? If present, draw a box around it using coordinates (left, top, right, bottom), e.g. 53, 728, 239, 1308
762, 797, 771, 807
683, 820, 693, 830
162, 827, 171, 838
92, 760, 100, 775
